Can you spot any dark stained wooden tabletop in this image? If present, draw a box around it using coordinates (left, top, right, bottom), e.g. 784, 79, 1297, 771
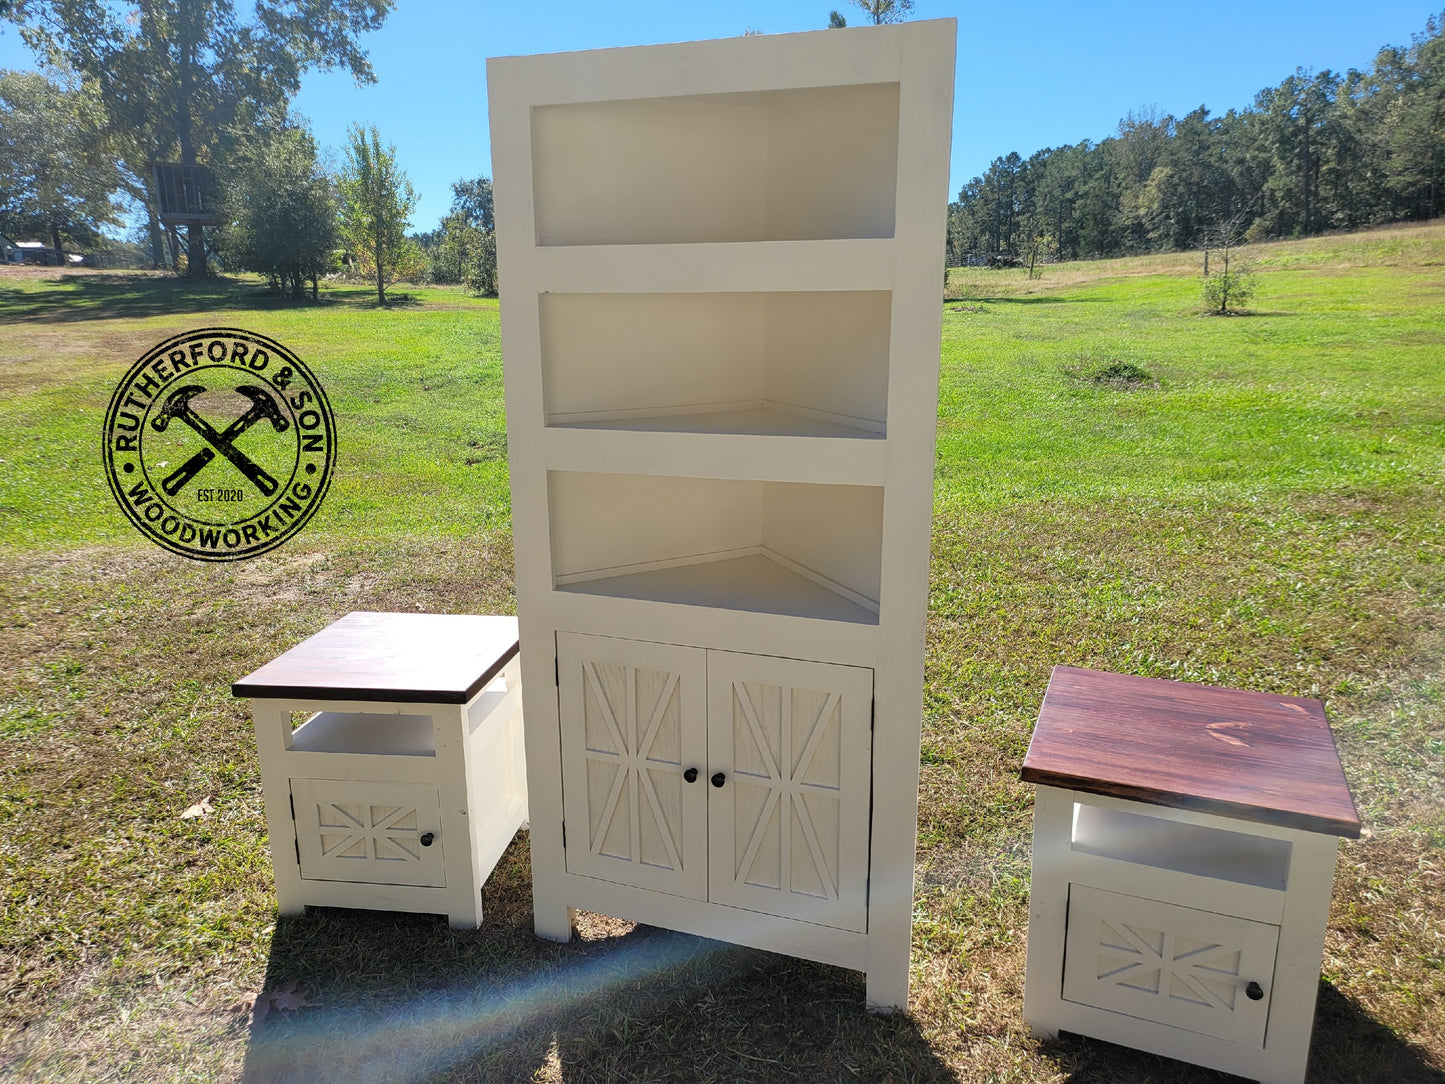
1021, 665, 1360, 837
232, 612, 520, 704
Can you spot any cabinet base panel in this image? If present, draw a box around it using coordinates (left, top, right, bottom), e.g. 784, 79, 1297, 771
543, 875, 869, 973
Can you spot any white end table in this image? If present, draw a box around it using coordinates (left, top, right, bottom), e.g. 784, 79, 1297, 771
1022, 666, 1360, 1084
234, 612, 527, 929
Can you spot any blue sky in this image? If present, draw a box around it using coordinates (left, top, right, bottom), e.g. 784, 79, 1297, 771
2, 1, 1439, 231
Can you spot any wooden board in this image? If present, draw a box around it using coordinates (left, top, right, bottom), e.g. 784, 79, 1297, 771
232, 612, 519, 704
1021, 666, 1360, 837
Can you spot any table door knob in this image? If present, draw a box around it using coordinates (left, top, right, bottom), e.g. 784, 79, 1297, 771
711, 772, 726, 788
1245, 981, 1264, 1001
420, 832, 435, 847
683, 768, 698, 783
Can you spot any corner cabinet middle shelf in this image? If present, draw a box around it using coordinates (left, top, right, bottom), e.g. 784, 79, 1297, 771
543, 414, 886, 485
524, 238, 896, 294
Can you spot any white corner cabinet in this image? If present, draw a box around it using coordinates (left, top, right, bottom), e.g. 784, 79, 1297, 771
488, 20, 956, 1011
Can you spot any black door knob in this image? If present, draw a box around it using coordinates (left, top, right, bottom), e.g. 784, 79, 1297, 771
683, 768, 698, 783
1245, 981, 1264, 1001
419, 832, 435, 847
711, 772, 726, 788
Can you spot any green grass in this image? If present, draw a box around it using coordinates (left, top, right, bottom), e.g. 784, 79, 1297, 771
1, 225, 1442, 1082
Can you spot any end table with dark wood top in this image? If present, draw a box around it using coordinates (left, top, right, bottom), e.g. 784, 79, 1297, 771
234, 612, 527, 929
1021, 666, 1359, 1084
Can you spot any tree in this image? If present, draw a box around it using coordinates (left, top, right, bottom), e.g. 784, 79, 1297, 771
445, 177, 498, 296
220, 126, 337, 300
828, 11, 847, 27
0, 67, 124, 255
850, 0, 912, 24
422, 178, 499, 295
5, 0, 394, 276
338, 124, 423, 304
1201, 215, 1255, 313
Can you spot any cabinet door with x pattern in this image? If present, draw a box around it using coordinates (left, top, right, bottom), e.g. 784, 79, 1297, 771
708, 650, 873, 932
558, 633, 873, 930
558, 632, 709, 899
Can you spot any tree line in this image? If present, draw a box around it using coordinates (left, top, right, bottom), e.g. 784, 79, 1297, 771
948, 12, 1445, 265
0, 0, 496, 301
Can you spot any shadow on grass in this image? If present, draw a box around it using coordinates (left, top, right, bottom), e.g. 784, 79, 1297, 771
1042, 981, 1444, 1083
944, 295, 1111, 306
241, 834, 955, 1083
0, 273, 422, 323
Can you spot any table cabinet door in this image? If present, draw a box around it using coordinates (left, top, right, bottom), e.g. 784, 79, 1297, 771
292, 778, 446, 887
557, 632, 709, 899
1063, 885, 1279, 1047
707, 651, 873, 932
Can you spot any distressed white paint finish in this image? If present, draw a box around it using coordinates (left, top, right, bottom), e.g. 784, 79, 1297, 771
248, 656, 527, 929
558, 633, 707, 899
1062, 885, 1278, 1047
489, 19, 956, 1009
292, 778, 447, 888
1025, 785, 1345, 1083
708, 652, 872, 933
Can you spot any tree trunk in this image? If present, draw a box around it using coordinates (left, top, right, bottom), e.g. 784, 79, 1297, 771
375, 220, 385, 304
147, 204, 165, 270
186, 222, 206, 277
1301, 99, 1311, 235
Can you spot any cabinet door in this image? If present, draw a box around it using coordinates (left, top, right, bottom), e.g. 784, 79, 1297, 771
1063, 885, 1279, 1047
292, 778, 446, 887
707, 651, 873, 932
557, 632, 708, 899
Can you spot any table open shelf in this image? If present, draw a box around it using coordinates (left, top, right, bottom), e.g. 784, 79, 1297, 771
1071, 802, 1292, 892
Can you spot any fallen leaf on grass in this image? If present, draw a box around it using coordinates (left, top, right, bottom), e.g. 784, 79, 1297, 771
236, 980, 320, 1032
269, 979, 318, 1012
180, 796, 214, 819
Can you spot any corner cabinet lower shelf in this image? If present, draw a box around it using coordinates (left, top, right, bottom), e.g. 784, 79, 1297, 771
554, 632, 874, 963
556, 552, 879, 625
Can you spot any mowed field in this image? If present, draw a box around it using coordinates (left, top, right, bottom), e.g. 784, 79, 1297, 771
1, 223, 1442, 1082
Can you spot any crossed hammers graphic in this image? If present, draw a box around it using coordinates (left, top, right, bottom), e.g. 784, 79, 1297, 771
151, 385, 290, 497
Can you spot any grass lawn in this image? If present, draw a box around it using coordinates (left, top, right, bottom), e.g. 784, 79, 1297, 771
1, 223, 1442, 1082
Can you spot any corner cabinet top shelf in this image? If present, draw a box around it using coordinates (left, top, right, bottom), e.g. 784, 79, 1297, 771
530, 83, 900, 247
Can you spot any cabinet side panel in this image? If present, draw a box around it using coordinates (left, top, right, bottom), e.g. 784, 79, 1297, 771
865, 18, 956, 1014
489, 55, 572, 941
